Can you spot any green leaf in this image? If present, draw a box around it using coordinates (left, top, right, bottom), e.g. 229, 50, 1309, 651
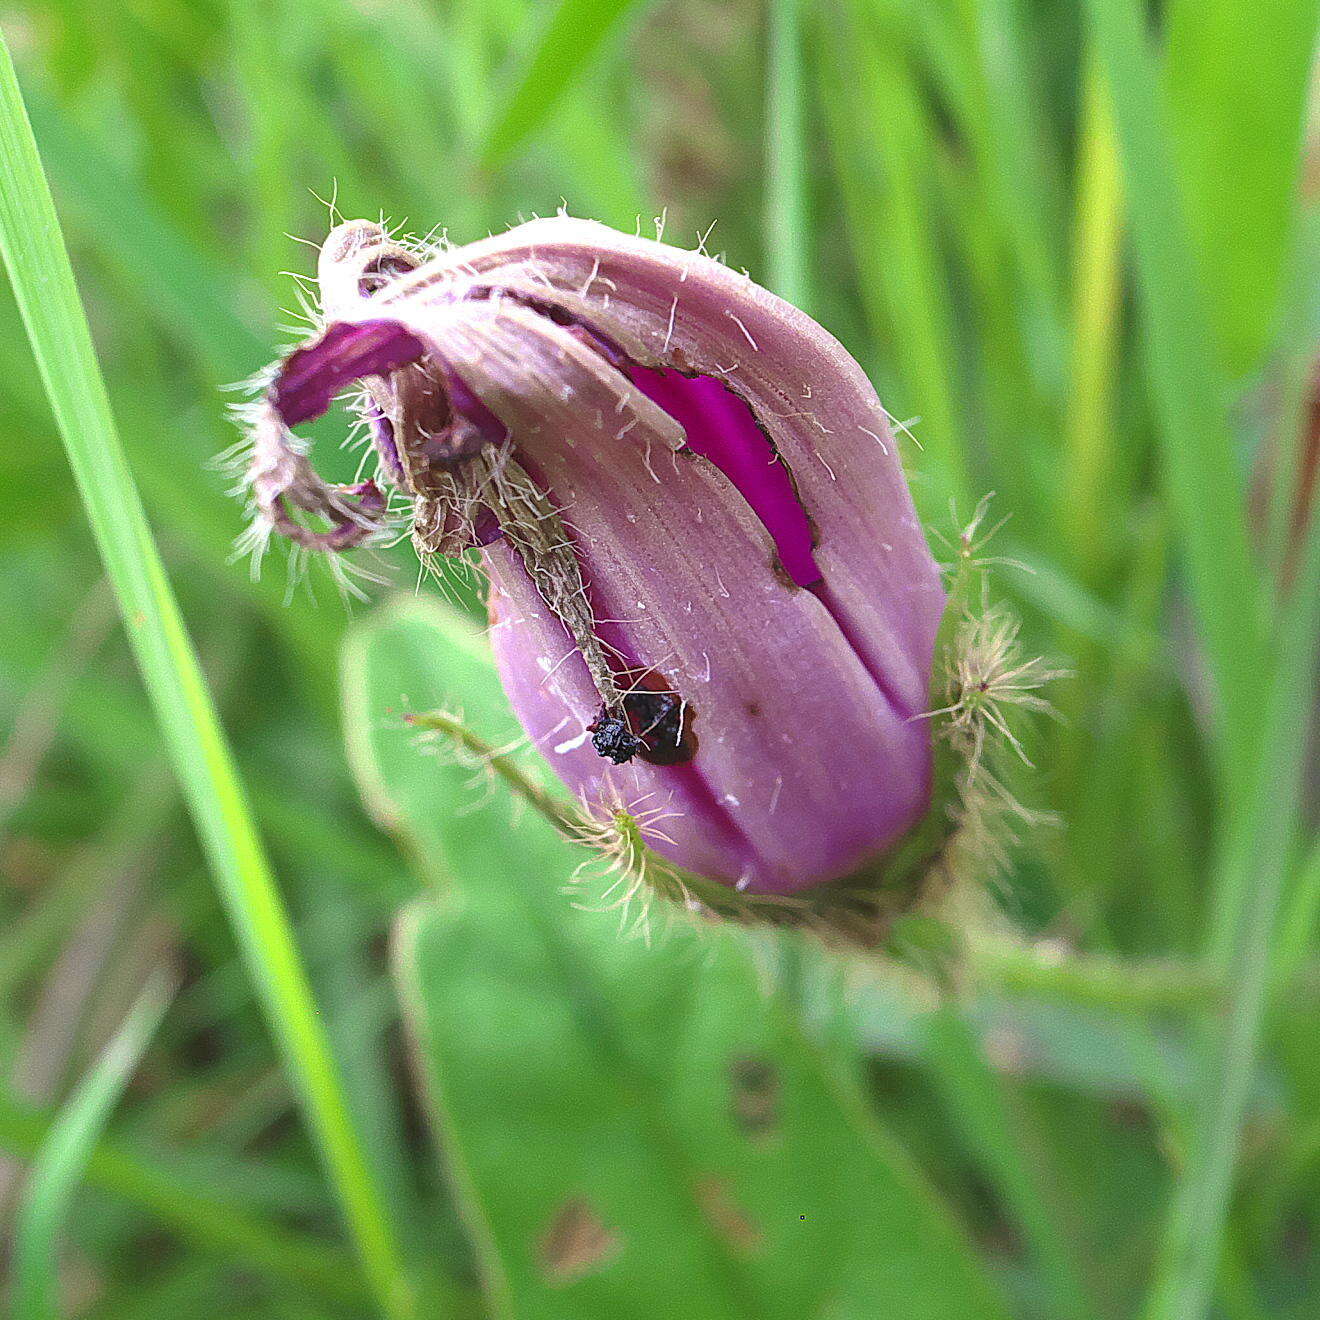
343, 594, 1012, 1320
923, 1006, 1101, 1320
1164, 0, 1320, 377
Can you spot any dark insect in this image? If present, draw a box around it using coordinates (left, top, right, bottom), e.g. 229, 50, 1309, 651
588, 710, 643, 764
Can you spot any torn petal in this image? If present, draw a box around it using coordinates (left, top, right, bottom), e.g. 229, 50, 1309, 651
437, 218, 944, 722
436, 301, 933, 893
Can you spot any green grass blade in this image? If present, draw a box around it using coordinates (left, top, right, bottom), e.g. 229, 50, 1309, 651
21, 87, 263, 384
950, 0, 1067, 372
446, 0, 498, 151
480, 0, 644, 168
0, 38, 414, 1320
1164, 0, 1320, 377
1277, 836, 1320, 992
818, 1, 974, 516
1061, 58, 1124, 576
764, 0, 809, 309
226, 0, 300, 290
1142, 508, 1320, 1320
546, 71, 650, 229
1263, 207, 1320, 581
10, 974, 173, 1320
1082, 0, 1267, 796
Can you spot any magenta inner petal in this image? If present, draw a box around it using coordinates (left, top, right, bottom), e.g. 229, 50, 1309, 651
274, 319, 426, 427
631, 366, 822, 587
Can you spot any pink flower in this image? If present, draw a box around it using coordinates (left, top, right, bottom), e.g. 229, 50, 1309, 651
246, 217, 946, 895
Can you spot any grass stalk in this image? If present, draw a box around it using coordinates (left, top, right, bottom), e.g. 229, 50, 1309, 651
1082, 0, 1268, 796
1143, 507, 1320, 1320
1062, 57, 1124, 576
10, 976, 173, 1320
0, 37, 415, 1320
0, 1089, 369, 1304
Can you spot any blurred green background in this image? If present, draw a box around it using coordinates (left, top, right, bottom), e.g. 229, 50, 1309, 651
0, 0, 1318, 1317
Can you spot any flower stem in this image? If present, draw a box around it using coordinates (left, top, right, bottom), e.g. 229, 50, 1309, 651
406, 710, 584, 836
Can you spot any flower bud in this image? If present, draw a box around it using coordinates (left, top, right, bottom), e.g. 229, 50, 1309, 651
243, 217, 948, 899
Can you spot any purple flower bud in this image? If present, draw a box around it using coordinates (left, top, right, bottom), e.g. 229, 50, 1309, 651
246, 217, 946, 895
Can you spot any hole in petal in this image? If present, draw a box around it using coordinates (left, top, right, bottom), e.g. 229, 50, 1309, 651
481, 292, 819, 586
537, 1198, 621, 1285
630, 366, 823, 588
472, 506, 504, 546
730, 1057, 780, 1140
696, 1178, 762, 1256
588, 669, 697, 767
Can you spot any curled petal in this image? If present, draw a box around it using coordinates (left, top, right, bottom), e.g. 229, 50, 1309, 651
273, 320, 427, 428
248, 399, 389, 550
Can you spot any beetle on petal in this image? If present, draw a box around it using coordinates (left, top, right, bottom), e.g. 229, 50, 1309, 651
244, 216, 948, 898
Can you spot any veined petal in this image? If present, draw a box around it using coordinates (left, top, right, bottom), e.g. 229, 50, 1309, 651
387, 297, 933, 893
